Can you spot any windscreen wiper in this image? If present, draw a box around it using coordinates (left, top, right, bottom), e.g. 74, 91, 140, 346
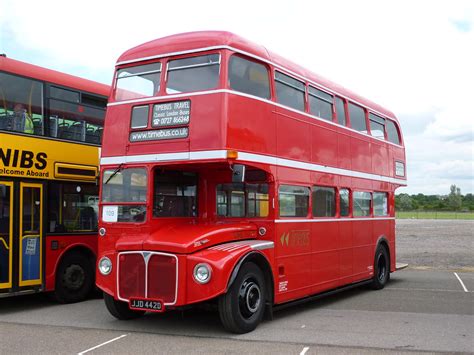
104, 163, 123, 185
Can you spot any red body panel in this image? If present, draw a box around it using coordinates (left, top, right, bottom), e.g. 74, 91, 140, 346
97, 31, 406, 310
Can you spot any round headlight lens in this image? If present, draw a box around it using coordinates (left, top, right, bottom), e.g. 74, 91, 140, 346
98, 257, 112, 275
193, 263, 212, 284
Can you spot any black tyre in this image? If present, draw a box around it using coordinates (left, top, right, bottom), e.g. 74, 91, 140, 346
371, 244, 390, 290
218, 262, 266, 333
54, 251, 94, 303
103, 292, 145, 320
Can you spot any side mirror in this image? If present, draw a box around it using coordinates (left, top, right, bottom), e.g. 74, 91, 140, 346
232, 164, 245, 183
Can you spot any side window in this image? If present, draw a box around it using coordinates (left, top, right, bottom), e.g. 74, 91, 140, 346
217, 183, 269, 217
373, 192, 388, 216
339, 188, 350, 216
228, 56, 270, 99
48, 182, 98, 233
309, 87, 333, 121
279, 185, 309, 217
369, 113, 385, 139
386, 120, 401, 145
353, 191, 371, 217
312, 186, 336, 217
348, 103, 367, 133
274, 71, 305, 111
335, 96, 346, 126
48, 92, 106, 144
0, 72, 44, 135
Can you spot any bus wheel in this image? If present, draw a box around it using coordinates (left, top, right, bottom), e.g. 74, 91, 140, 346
103, 292, 145, 320
55, 252, 94, 303
218, 262, 266, 333
371, 245, 390, 290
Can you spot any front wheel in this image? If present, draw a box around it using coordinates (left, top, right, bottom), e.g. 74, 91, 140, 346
371, 245, 390, 290
103, 292, 145, 320
218, 262, 266, 333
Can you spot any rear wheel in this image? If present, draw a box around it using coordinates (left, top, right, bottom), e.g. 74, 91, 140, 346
54, 252, 94, 303
218, 262, 266, 333
104, 292, 145, 320
371, 244, 390, 290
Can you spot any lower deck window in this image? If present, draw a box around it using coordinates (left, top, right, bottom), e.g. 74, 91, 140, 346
373, 192, 388, 216
153, 170, 197, 217
312, 186, 336, 217
279, 185, 309, 217
217, 183, 269, 218
353, 191, 371, 217
48, 182, 98, 233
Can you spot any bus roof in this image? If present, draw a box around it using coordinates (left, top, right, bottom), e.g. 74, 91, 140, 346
0, 55, 110, 97
117, 31, 396, 120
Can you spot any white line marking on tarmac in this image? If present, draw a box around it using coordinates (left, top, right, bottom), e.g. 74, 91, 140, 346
300, 346, 309, 355
78, 334, 128, 354
454, 272, 469, 292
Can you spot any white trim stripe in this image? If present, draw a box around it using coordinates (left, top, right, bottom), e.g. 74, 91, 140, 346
100, 149, 407, 185
275, 217, 395, 223
115, 44, 397, 121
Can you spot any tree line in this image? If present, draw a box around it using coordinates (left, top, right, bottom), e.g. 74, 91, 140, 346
395, 185, 474, 211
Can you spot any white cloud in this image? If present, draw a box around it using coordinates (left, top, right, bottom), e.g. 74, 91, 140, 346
1, 0, 473, 194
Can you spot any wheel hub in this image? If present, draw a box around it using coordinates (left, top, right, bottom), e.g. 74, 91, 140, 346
239, 279, 261, 319
62, 264, 85, 290
377, 254, 386, 282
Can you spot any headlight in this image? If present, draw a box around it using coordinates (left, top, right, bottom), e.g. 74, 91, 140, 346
193, 263, 212, 284
98, 257, 112, 275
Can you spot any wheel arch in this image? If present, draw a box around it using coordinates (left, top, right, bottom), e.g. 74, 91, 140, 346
226, 251, 274, 306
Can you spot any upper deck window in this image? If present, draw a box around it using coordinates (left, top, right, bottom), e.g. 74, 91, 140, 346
166, 54, 220, 94
348, 103, 367, 133
335, 97, 346, 126
115, 63, 162, 101
309, 87, 333, 121
386, 119, 401, 145
0, 72, 44, 135
369, 113, 385, 139
228, 55, 270, 99
275, 71, 305, 112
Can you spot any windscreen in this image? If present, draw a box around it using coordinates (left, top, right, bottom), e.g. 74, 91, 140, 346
115, 63, 162, 101
166, 54, 220, 94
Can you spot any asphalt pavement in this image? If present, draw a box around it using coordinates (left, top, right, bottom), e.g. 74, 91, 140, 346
0, 269, 472, 354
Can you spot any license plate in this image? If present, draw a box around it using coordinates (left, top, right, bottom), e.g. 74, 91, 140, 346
129, 298, 164, 313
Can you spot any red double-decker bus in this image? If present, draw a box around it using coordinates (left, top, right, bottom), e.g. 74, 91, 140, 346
96, 31, 406, 333
0, 56, 109, 302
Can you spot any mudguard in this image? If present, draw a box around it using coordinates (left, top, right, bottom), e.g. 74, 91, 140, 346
185, 240, 274, 305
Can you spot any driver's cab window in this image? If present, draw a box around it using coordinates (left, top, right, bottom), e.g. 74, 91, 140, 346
153, 170, 198, 217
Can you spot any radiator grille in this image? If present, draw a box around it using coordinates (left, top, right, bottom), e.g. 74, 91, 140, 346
117, 252, 177, 304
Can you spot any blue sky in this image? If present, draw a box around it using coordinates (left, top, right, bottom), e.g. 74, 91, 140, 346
1, 0, 473, 195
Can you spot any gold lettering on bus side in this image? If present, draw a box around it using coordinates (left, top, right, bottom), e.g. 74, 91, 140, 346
280, 230, 310, 247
